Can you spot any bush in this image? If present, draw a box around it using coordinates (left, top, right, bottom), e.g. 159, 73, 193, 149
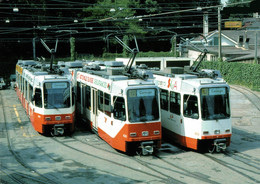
200, 62, 260, 91
102, 51, 174, 59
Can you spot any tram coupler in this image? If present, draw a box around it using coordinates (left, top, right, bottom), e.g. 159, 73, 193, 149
53, 124, 65, 136
140, 141, 154, 155
213, 139, 227, 153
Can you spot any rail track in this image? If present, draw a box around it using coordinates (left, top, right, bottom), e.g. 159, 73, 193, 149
231, 85, 260, 112
0, 90, 59, 184
1, 85, 260, 183
53, 131, 223, 183
51, 134, 183, 183
203, 152, 260, 183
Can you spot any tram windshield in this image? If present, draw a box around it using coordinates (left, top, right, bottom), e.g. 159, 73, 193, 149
44, 82, 71, 109
201, 87, 230, 120
127, 88, 159, 122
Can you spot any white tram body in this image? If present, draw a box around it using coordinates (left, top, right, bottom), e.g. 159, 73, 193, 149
15, 60, 75, 135
152, 68, 232, 151
71, 61, 161, 154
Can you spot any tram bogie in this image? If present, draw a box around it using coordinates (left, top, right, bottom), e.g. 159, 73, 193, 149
70, 61, 161, 154
15, 60, 75, 136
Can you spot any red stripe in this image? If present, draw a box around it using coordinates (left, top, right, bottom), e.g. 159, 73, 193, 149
31, 112, 75, 133
201, 134, 232, 140
163, 127, 232, 150
98, 122, 161, 152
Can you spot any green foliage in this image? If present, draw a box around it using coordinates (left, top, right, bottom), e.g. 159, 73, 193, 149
102, 52, 124, 59
143, 0, 159, 13
200, 62, 260, 90
83, 0, 144, 35
137, 51, 174, 57
102, 51, 174, 58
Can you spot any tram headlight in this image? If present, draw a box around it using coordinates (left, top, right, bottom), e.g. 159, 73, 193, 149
45, 117, 51, 121
55, 116, 61, 121
142, 131, 149, 137
214, 130, 220, 134
65, 116, 71, 120
203, 131, 209, 135
153, 130, 160, 135
130, 132, 137, 137
225, 129, 231, 133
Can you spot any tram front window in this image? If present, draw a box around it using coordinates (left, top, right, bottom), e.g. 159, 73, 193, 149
201, 87, 230, 120
44, 82, 71, 109
127, 89, 159, 122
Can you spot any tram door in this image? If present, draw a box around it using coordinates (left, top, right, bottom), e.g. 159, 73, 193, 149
91, 88, 98, 131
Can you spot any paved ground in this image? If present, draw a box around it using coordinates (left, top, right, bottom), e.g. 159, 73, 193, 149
0, 85, 260, 184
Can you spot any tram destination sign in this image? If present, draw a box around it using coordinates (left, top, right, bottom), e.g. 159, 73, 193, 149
202, 88, 226, 96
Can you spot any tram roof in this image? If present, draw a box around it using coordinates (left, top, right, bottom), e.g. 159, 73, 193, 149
182, 77, 227, 87
17, 60, 37, 66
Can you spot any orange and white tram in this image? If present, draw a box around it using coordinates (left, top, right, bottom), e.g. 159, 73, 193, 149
71, 61, 161, 154
15, 60, 75, 135
144, 66, 232, 152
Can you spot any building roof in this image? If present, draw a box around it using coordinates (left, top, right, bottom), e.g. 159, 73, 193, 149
187, 29, 260, 62
192, 29, 260, 46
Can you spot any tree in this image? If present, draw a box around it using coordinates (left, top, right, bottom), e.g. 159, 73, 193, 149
83, 0, 146, 54
223, 0, 252, 20
83, 0, 146, 34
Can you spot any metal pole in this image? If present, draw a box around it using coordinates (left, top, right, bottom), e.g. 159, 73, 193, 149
33, 37, 36, 60
218, 6, 222, 61
203, 12, 209, 37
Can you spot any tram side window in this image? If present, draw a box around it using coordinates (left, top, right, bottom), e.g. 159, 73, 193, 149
16, 74, 18, 87
21, 77, 24, 94
24, 81, 28, 100
77, 82, 81, 103
160, 89, 169, 111
19, 75, 21, 89
183, 95, 199, 119
98, 91, 111, 117
104, 93, 111, 117
170, 91, 180, 115
72, 87, 75, 106
16, 74, 20, 89
82, 85, 86, 108
35, 88, 42, 108
113, 96, 126, 121
98, 90, 104, 112
85, 85, 91, 110
29, 84, 33, 102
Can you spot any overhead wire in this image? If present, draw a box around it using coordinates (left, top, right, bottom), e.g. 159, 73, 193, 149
0, 0, 252, 41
